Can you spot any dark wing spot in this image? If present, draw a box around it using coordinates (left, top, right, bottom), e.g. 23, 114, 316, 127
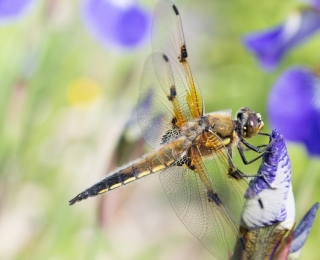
172, 117, 177, 125
167, 85, 177, 101
172, 4, 179, 15
162, 53, 169, 62
180, 45, 188, 61
207, 190, 222, 206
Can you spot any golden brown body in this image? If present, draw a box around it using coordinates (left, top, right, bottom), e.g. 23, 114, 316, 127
69, 112, 237, 205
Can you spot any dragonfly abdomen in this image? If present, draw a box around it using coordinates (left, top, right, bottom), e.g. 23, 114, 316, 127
69, 158, 161, 205
69, 140, 186, 205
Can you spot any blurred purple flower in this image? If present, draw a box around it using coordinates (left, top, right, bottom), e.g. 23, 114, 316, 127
305, 0, 320, 10
267, 67, 320, 156
82, 0, 150, 50
244, 7, 320, 71
0, 0, 34, 21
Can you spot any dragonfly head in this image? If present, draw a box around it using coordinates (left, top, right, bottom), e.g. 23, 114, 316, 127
235, 107, 264, 138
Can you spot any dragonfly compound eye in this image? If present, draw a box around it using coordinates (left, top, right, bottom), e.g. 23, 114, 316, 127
235, 107, 264, 138
245, 113, 264, 138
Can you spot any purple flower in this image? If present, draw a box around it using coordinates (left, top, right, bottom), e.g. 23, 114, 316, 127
305, 0, 320, 10
241, 129, 295, 229
244, 7, 320, 71
266, 202, 319, 259
290, 202, 319, 256
267, 67, 320, 156
0, 0, 34, 21
82, 0, 150, 50
236, 129, 296, 259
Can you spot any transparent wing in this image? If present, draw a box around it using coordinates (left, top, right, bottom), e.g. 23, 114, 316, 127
137, 1, 204, 148
138, 54, 178, 148
138, 53, 188, 148
160, 165, 241, 260
197, 132, 248, 228
152, 1, 203, 119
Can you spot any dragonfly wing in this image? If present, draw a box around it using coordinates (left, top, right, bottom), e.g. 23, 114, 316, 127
197, 132, 248, 229
138, 51, 195, 148
137, 1, 205, 149
152, 1, 204, 119
138, 54, 181, 148
160, 166, 240, 259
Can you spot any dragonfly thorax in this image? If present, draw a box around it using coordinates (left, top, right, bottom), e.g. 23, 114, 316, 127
205, 113, 235, 139
180, 121, 205, 143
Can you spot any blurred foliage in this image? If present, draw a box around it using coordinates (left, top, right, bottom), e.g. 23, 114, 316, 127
0, 0, 319, 260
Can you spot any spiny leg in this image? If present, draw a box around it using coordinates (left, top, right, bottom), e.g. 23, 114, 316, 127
226, 146, 246, 180
237, 134, 273, 165
237, 141, 266, 165
227, 144, 277, 188
242, 144, 268, 151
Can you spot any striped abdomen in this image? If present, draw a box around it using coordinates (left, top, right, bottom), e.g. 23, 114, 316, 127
69, 139, 186, 205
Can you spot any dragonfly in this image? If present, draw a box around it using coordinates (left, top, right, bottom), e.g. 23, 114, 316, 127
70, 1, 266, 258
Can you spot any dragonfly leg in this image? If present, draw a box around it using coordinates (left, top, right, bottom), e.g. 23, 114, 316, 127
237, 143, 265, 165
229, 166, 249, 179
238, 135, 277, 165
207, 190, 222, 205
240, 138, 265, 153
242, 144, 268, 152
239, 131, 271, 155
227, 144, 275, 182
241, 132, 271, 152
227, 146, 246, 180
258, 132, 271, 137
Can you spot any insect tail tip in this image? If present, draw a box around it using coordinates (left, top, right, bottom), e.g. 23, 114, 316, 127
69, 197, 78, 206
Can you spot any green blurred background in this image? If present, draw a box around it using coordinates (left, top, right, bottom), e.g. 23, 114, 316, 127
0, 0, 319, 259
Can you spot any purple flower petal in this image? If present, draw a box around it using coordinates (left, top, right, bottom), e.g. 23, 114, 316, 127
245, 129, 287, 198
0, 0, 34, 21
82, 0, 150, 50
305, 0, 320, 11
267, 67, 320, 156
304, 114, 320, 155
241, 129, 295, 229
244, 26, 283, 71
114, 6, 149, 47
290, 202, 319, 253
244, 7, 320, 71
